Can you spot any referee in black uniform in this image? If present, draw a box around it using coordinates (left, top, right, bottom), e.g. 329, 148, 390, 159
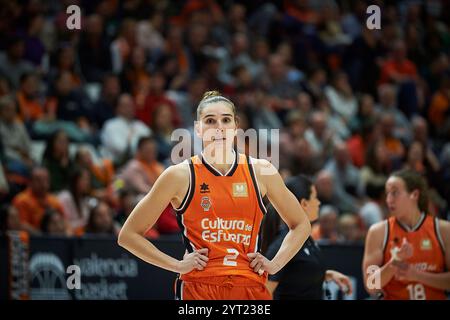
261, 175, 353, 299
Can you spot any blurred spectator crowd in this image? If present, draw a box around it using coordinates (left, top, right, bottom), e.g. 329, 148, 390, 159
0, 0, 449, 244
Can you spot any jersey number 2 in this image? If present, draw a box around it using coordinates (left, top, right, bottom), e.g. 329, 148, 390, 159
223, 248, 239, 266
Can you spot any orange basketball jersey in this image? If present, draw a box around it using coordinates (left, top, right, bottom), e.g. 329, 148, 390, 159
174, 151, 267, 285
382, 214, 447, 300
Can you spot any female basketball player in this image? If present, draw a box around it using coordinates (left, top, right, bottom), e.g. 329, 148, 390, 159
262, 174, 353, 299
118, 91, 311, 300
362, 169, 450, 299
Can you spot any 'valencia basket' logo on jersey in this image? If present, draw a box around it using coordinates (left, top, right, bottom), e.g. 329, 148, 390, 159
232, 183, 248, 197
420, 238, 432, 250
201, 196, 211, 211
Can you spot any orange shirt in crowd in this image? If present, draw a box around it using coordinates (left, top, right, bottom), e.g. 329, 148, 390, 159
428, 91, 449, 127
12, 188, 64, 230
16, 92, 44, 122
346, 135, 365, 168
284, 0, 319, 24
379, 59, 417, 85
383, 137, 405, 159
90, 159, 115, 186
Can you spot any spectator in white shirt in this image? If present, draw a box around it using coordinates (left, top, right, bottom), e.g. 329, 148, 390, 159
304, 110, 340, 166
101, 93, 151, 165
324, 71, 357, 124
324, 142, 361, 198
0, 95, 33, 173
359, 182, 385, 231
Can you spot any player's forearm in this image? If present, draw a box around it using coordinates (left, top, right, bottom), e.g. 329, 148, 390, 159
118, 231, 180, 273
378, 259, 397, 289
270, 219, 311, 274
365, 259, 396, 295
413, 271, 450, 290
363, 260, 395, 295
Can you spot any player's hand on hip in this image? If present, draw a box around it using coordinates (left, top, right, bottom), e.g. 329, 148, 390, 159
177, 248, 209, 274
247, 252, 279, 275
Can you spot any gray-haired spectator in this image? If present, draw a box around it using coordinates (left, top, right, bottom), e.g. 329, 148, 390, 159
0, 95, 33, 172
100, 93, 151, 165
324, 71, 358, 124
305, 111, 340, 165
118, 136, 164, 196
0, 37, 34, 90
311, 205, 339, 244
325, 142, 361, 197
219, 32, 253, 84
376, 84, 411, 142
359, 182, 385, 231
315, 170, 358, 215
338, 214, 363, 243
259, 54, 301, 101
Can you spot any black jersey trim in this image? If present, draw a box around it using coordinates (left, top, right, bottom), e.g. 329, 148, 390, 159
395, 213, 426, 233
176, 213, 195, 254
382, 220, 390, 264
174, 277, 183, 300
200, 149, 238, 177
434, 217, 446, 260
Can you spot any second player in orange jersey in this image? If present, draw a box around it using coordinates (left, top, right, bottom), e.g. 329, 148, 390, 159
118, 90, 311, 300
363, 170, 450, 299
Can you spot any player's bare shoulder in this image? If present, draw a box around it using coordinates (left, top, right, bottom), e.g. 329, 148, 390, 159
368, 220, 387, 235
366, 220, 388, 245
161, 160, 191, 206
250, 157, 277, 177
248, 157, 278, 197
161, 161, 190, 188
